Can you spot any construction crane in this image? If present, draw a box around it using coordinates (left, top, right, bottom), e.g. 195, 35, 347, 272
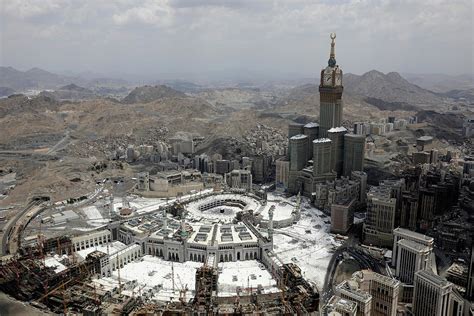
171, 261, 175, 292
137, 283, 147, 298
176, 274, 188, 304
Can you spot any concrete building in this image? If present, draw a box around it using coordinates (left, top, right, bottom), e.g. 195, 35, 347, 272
400, 192, 418, 230
392, 228, 434, 268
215, 160, 231, 175
319, 34, 343, 137
289, 135, 309, 172
331, 198, 355, 234
303, 122, 319, 159
430, 149, 439, 164
335, 280, 372, 316
413, 151, 431, 165
288, 123, 304, 138
275, 157, 290, 188
413, 270, 464, 316
343, 134, 366, 177
285, 34, 362, 200
354, 122, 370, 136
351, 171, 367, 203
312, 138, 332, 177
251, 154, 272, 183
170, 138, 194, 155
101, 244, 142, 277
353, 270, 400, 316
135, 170, 205, 198
314, 176, 363, 212
395, 239, 432, 284
137, 172, 150, 191
71, 230, 112, 252
416, 136, 434, 151
463, 117, 474, 137
363, 186, 397, 247
224, 169, 252, 192
325, 296, 357, 316
126, 145, 137, 162
328, 127, 347, 177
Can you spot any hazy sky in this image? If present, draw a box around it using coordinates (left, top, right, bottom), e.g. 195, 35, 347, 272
1, 0, 473, 80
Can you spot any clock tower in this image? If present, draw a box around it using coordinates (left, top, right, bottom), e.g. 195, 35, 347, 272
319, 33, 343, 137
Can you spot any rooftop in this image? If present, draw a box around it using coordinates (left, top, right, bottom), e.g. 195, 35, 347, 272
336, 280, 372, 303
354, 270, 400, 288
344, 133, 365, 139
327, 296, 357, 313
304, 122, 319, 128
398, 239, 431, 253
393, 227, 434, 243
313, 138, 331, 144
290, 134, 308, 140
416, 270, 451, 288
328, 126, 347, 133
417, 136, 434, 141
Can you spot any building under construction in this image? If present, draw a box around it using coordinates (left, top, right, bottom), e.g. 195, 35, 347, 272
0, 190, 325, 314
0, 242, 320, 315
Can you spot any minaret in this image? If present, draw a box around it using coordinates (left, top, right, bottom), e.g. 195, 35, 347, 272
296, 191, 301, 213
180, 218, 188, 239
162, 208, 168, 228
109, 194, 114, 217
268, 205, 275, 242
319, 33, 344, 138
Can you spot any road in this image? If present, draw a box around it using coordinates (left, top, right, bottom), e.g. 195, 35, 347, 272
0, 200, 43, 255
46, 131, 71, 155
321, 238, 385, 304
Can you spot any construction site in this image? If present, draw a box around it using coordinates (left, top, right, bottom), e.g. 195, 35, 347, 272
0, 187, 329, 315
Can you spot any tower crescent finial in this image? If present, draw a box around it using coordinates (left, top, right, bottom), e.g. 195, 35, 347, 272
329, 33, 336, 66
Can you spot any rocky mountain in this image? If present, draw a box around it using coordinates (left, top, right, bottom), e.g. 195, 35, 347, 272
0, 67, 68, 90
194, 87, 277, 110
163, 80, 203, 93
439, 88, 474, 103
403, 73, 474, 93
122, 85, 187, 104
416, 110, 466, 142
39, 84, 98, 101
343, 70, 444, 107
0, 66, 130, 92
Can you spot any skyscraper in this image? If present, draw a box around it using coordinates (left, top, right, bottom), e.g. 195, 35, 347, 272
327, 127, 347, 176
285, 33, 364, 198
289, 134, 309, 171
343, 133, 366, 177
303, 122, 319, 159
353, 270, 400, 316
363, 185, 397, 247
395, 239, 432, 284
319, 33, 343, 137
312, 138, 332, 177
413, 270, 464, 316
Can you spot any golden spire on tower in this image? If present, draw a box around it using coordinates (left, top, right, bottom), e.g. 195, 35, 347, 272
328, 32, 337, 67
330, 32, 336, 58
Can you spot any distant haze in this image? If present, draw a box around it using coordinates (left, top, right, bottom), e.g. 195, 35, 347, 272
1, 0, 472, 81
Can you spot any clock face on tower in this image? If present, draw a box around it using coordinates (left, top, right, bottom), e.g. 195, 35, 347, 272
335, 73, 342, 86
324, 73, 332, 85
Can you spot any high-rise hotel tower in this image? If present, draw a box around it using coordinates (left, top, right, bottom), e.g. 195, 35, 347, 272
285, 33, 366, 201
319, 33, 343, 138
